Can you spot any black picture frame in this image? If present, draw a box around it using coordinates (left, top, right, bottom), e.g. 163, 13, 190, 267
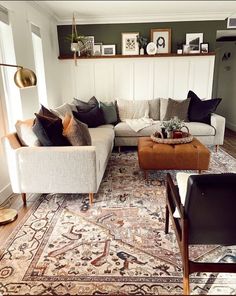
200, 43, 209, 54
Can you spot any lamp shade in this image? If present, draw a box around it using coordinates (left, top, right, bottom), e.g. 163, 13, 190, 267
14, 68, 37, 88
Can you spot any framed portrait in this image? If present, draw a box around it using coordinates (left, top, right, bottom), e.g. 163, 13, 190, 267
150, 29, 171, 54
102, 45, 116, 56
186, 33, 203, 54
200, 42, 209, 54
93, 43, 102, 56
121, 32, 139, 55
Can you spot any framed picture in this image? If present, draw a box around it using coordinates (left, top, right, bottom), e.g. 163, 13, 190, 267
79, 36, 94, 56
93, 43, 102, 56
150, 29, 171, 54
121, 32, 139, 55
102, 45, 116, 56
200, 42, 209, 54
186, 33, 203, 53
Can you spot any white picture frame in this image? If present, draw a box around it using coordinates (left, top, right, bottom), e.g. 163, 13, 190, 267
151, 29, 171, 54
102, 45, 116, 56
121, 32, 139, 55
93, 43, 102, 56
79, 36, 94, 56
186, 33, 203, 54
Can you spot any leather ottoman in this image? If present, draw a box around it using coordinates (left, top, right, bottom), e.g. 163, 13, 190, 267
138, 137, 210, 177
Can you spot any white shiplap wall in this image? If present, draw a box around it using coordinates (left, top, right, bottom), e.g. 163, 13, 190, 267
59, 55, 215, 103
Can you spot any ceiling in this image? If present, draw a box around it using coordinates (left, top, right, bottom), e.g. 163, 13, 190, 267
34, 1, 236, 24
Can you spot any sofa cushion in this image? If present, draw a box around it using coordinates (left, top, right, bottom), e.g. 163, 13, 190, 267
15, 119, 41, 147
188, 90, 222, 124
160, 98, 169, 120
163, 98, 190, 121
116, 99, 149, 121
115, 122, 162, 137
73, 96, 99, 112
63, 113, 92, 146
148, 98, 160, 120
184, 122, 216, 136
100, 101, 118, 124
50, 103, 77, 118
73, 105, 105, 128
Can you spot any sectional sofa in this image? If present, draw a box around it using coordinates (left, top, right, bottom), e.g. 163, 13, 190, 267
2, 97, 225, 205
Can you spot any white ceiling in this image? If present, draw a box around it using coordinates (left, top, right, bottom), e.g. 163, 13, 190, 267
34, 1, 236, 24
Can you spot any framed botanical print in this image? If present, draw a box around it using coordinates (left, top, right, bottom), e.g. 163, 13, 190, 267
121, 32, 139, 55
151, 29, 171, 54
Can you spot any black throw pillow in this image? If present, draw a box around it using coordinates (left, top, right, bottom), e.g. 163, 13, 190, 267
73, 96, 99, 112
73, 105, 105, 128
33, 106, 70, 146
187, 90, 222, 124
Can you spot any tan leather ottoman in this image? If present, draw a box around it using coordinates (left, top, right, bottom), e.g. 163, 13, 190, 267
138, 137, 210, 177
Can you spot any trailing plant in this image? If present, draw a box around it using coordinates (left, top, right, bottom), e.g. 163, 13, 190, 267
137, 36, 148, 48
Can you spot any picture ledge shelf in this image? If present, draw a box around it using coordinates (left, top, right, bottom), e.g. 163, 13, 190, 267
58, 52, 215, 60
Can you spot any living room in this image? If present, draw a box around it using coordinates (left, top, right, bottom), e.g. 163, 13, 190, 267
0, 1, 236, 295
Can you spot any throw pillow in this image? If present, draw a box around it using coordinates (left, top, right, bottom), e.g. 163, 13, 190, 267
73, 105, 105, 128
148, 98, 160, 120
187, 90, 222, 124
33, 113, 70, 146
163, 98, 190, 121
15, 119, 41, 147
73, 96, 99, 112
38, 104, 57, 118
63, 113, 92, 146
50, 103, 77, 118
100, 101, 118, 124
160, 98, 169, 121
116, 99, 149, 121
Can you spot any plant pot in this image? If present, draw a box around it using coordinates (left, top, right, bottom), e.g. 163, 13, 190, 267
71, 42, 79, 52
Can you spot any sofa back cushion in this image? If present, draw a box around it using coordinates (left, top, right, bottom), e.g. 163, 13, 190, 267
160, 98, 169, 121
50, 103, 77, 118
148, 98, 160, 120
116, 99, 149, 121
15, 119, 41, 147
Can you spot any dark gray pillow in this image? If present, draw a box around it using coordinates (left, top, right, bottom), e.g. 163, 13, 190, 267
163, 98, 190, 121
73, 105, 105, 128
73, 96, 98, 112
100, 101, 117, 124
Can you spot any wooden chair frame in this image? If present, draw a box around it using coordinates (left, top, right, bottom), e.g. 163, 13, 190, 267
165, 173, 236, 295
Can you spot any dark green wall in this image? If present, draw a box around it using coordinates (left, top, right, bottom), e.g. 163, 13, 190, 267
57, 20, 227, 57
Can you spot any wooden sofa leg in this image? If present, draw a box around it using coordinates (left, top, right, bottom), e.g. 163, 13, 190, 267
89, 193, 94, 205
165, 205, 169, 234
22, 193, 27, 206
215, 144, 219, 152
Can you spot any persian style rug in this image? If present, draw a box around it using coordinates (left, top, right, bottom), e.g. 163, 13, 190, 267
0, 148, 236, 295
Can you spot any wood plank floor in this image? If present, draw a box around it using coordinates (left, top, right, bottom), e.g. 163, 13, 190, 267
0, 128, 236, 246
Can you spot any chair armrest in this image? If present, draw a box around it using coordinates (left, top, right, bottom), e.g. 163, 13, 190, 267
166, 173, 184, 219
14, 146, 97, 193
210, 113, 225, 145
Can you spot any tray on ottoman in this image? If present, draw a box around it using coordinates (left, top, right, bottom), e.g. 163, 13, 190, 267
150, 132, 193, 145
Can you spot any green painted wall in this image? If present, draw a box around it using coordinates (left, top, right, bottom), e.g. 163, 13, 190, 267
57, 20, 227, 56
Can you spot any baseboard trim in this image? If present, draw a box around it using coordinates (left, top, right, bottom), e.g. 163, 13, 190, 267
0, 183, 13, 205
226, 121, 236, 132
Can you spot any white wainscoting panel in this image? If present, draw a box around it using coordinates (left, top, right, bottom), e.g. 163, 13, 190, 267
59, 55, 215, 104
114, 60, 133, 100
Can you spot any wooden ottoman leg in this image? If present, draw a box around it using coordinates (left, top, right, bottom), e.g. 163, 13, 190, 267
144, 170, 148, 179
22, 193, 27, 206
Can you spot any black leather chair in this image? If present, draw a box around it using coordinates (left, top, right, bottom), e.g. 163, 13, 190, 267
165, 172, 236, 295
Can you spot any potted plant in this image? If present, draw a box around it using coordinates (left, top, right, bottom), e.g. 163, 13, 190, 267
65, 33, 85, 53
161, 117, 185, 138
137, 36, 148, 55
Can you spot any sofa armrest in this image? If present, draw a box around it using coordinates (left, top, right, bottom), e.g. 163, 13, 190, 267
210, 113, 226, 145
13, 146, 97, 194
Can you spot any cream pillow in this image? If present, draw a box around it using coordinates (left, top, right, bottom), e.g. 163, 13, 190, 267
50, 103, 77, 119
63, 113, 92, 146
117, 99, 149, 121
15, 119, 41, 147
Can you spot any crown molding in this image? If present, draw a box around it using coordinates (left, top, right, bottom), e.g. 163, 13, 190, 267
30, 1, 59, 22
56, 12, 229, 25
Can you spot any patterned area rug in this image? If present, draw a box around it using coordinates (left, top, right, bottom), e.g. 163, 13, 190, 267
0, 148, 236, 295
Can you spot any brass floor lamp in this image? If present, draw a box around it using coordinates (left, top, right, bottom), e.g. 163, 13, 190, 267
0, 63, 37, 225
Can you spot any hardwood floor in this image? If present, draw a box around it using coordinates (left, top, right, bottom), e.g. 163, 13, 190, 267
0, 128, 236, 245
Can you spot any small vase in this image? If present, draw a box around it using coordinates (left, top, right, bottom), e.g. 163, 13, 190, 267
167, 131, 173, 139
140, 47, 144, 55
